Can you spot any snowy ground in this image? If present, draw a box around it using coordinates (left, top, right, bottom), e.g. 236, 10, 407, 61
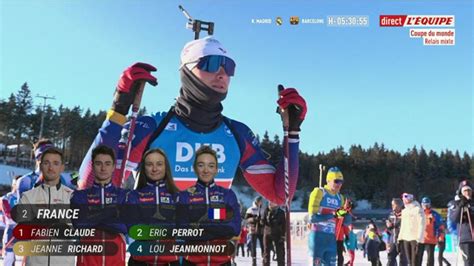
233, 242, 459, 265
2, 239, 460, 265
0, 164, 31, 185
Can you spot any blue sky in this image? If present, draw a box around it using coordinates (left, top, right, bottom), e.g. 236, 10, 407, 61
1, 0, 472, 155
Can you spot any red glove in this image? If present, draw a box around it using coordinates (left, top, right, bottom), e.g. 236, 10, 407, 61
277, 87, 307, 132
113, 63, 158, 115
117, 62, 157, 92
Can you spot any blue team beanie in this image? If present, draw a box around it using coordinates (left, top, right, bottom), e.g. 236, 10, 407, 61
421, 197, 431, 204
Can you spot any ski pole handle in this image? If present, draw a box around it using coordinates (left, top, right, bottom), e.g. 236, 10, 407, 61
277, 84, 289, 128
117, 80, 147, 186
131, 81, 146, 113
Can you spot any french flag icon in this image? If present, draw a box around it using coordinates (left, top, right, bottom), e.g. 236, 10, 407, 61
208, 208, 227, 220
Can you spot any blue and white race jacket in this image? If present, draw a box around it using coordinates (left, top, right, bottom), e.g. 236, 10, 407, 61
308, 185, 351, 234
79, 109, 300, 204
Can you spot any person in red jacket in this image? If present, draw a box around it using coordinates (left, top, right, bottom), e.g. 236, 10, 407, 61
336, 199, 352, 266
236, 223, 248, 257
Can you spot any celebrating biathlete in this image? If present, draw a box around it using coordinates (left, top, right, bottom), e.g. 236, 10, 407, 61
78, 35, 307, 205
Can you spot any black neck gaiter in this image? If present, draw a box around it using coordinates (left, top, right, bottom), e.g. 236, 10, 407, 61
174, 67, 227, 132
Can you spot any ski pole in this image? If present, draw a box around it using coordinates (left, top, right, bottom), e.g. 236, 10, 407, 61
277, 84, 291, 265
456, 206, 465, 266
335, 201, 345, 242
116, 81, 146, 187
2, 235, 15, 261
335, 215, 344, 244
319, 164, 325, 188
465, 205, 474, 241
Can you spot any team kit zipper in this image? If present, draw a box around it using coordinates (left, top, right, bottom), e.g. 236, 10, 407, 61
205, 186, 211, 266
101, 185, 106, 266
48, 186, 51, 266
155, 184, 160, 265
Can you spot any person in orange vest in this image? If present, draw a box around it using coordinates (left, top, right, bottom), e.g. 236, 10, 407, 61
418, 196, 442, 266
